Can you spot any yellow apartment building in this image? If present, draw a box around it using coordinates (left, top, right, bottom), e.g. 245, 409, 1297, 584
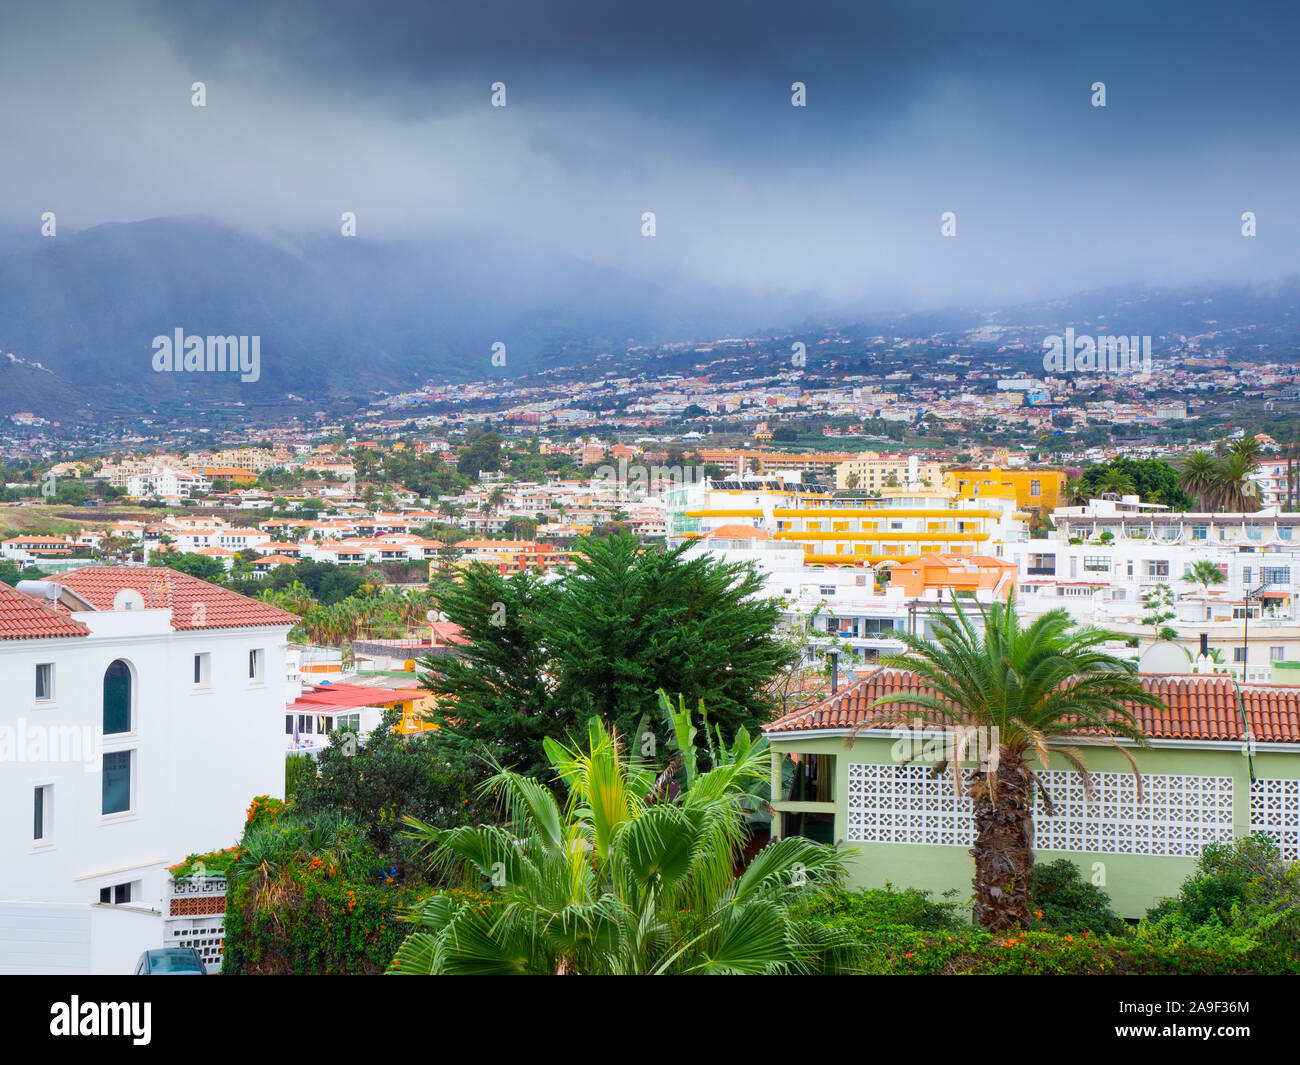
943, 467, 1066, 510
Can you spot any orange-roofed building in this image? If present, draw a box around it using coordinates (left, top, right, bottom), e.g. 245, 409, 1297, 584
702, 523, 769, 540
885, 554, 1017, 599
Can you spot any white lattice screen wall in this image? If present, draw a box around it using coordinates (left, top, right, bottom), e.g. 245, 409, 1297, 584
164, 877, 227, 974
847, 762, 1235, 857
1250, 778, 1300, 861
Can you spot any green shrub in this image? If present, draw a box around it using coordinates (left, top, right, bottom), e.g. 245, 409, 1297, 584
793, 884, 965, 931
167, 846, 242, 881
285, 754, 317, 802
223, 810, 429, 974
1147, 833, 1283, 924
292, 709, 490, 869
223, 859, 421, 974
1142, 833, 1300, 972
1030, 858, 1126, 936
793, 875, 1298, 974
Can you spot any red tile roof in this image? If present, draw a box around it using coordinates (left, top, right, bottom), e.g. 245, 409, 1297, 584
430, 621, 468, 646
52, 567, 298, 632
0, 582, 90, 641
763, 669, 1300, 744
291, 683, 419, 711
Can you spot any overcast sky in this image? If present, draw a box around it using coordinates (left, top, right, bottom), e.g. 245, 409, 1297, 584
2, 0, 1297, 312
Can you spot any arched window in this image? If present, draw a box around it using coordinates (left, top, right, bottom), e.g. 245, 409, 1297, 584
104, 660, 131, 735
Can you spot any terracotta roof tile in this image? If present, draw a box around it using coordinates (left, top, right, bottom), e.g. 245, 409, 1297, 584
52, 567, 298, 632
763, 668, 1300, 744
0, 582, 90, 641
291, 683, 418, 710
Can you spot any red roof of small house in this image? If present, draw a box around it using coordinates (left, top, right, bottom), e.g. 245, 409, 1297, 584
430, 621, 469, 645
0, 582, 91, 641
763, 668, 1300, 744
52, 567, 298, 632
291, 683, 420, 711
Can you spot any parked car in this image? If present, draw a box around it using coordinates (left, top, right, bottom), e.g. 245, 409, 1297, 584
133, 947, 206, 975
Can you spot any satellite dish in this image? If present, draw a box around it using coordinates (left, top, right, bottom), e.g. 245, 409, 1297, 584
1138, 641, 1191, 675
113, 589, 146, 611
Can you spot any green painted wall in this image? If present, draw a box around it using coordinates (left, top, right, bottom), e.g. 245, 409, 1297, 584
770, 733, 1299, 919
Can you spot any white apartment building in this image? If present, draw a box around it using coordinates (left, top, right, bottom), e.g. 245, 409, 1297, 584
1008, 497, 1300, 682
126, 466, 211, 501
1252, 459, 1292, 511
0, 568, 296, 973
683, 534, 1010, 669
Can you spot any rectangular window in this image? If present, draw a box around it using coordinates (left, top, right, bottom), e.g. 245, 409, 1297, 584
1083, 556, 1109, 572
102, 750, 132, 815
1263, 567, 1291, 586
1280, 527, 1294, 541
337, 713, 360, 733
1192, 525, 1208, 540
1243, 567, 1253, 585
1146, 560, 1170, 578
285, 714, 294, 735
99, 883, 132, 905
1030, 480, 1041, 496
248, 648, 264, 682
34, 785, 51, 842
1271, 646, 1286, 662
193, 653, 211, 688
35, 663, 53, 702
1233, 647, 1247, 663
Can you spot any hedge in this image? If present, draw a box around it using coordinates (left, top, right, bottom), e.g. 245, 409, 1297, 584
223, 862, 423, 975
795, 886, 1299, 975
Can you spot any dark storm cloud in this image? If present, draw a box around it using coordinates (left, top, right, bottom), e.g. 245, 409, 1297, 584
2, 0, 1297, 310
144, 0, 1300, 138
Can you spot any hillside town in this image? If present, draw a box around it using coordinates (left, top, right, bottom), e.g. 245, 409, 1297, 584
2, 0, 1297, 1010
3, 407, 1300, 975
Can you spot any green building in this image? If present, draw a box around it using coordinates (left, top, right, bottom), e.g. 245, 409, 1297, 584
765, 671, 1300, 917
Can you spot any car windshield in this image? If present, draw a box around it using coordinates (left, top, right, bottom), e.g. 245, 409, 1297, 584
149, 952, 201, 973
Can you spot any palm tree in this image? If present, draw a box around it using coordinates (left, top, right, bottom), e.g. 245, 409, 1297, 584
1094, 467, 1135, 499
1182, 560, 1226, 621
390, 716, 860, 974
1182, 560, 1226, 596
1226, 435, 1263, 468
1216, 451, 1261, 512
859, 598, 1163, 932
1178, 450, 1221, 511
1061, 477, 1087, 505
